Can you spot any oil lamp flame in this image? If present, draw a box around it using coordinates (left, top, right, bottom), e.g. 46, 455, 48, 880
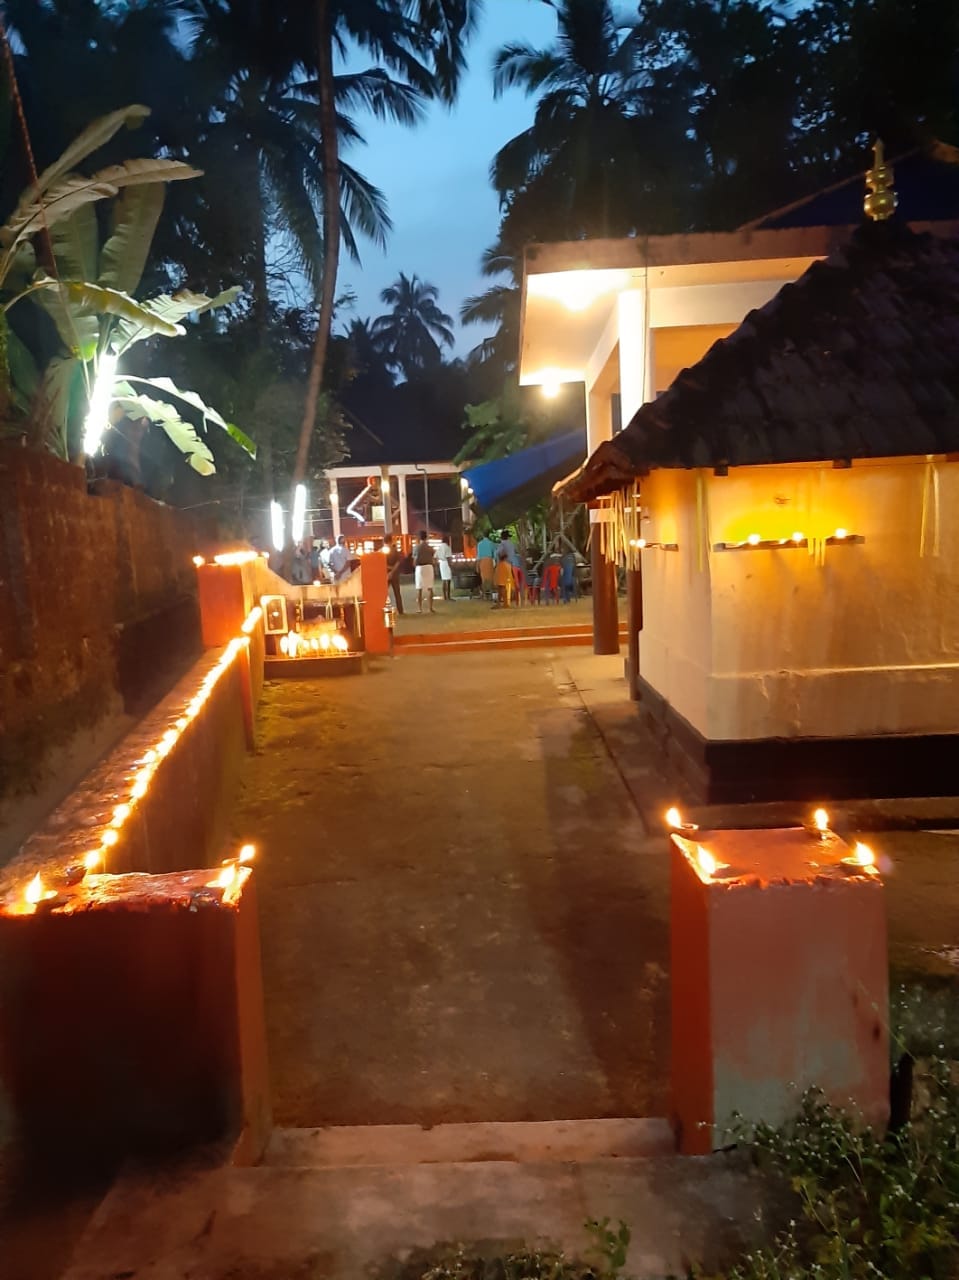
853, 841, 875, 868
320, 634, 331, 651
332, 634, 349, 653
238, 844, 256, 864
697, 845, 719, 877
665, 807, 683, 829
813, 808, 830, 833
83, 851, 101, 872
209, 862, 237, 891
24, 873, 56, 907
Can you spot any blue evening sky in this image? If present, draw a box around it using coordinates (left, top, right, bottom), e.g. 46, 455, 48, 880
338, 2, 558, 356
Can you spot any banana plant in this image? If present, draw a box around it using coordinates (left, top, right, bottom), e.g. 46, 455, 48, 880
1, 106, 255, 471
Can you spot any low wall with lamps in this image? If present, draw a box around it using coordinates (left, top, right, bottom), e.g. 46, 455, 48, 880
0, 586, 270, 1166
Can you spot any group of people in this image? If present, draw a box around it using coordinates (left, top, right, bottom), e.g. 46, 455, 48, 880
477, 530, 579, 608
298, 529, 579, 613
291, 534, 354, 586
387, 532, 454, 614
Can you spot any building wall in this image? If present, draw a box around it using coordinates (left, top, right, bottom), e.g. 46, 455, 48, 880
652, 324, 736, 396
639, 457, 959, 741
0, 445, 200, 797
638, 469, 713, 733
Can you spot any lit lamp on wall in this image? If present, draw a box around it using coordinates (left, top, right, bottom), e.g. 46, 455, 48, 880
261, 595, 289, 635
270, 501, 285, 553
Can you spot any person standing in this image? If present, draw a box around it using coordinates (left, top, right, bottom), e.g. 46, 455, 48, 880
500, 529, 525, 606
476, 531, 495, 598
413, 530, 436, 614
434, 535, 454, 601
386, 540, 406, 615
328, 534, 350, 582
561, 549, 577, 603
498, 529, 519, 568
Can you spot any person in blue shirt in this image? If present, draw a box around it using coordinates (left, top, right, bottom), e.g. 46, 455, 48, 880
476, 532, 495, 597
561, 550, 577, 603
499, 529, 525, 604
498, 529, 520, 567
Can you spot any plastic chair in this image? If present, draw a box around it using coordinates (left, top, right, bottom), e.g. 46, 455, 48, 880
542, 563, 561, 603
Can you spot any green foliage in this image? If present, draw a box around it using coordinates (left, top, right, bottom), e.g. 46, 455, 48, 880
402, 1218, 632, 1280
705, 1063, 959, 1280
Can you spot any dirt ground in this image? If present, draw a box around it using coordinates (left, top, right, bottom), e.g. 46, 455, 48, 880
232, 649, 671, 1128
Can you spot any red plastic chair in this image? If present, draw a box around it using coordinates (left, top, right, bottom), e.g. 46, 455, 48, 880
542, 563, 561, 603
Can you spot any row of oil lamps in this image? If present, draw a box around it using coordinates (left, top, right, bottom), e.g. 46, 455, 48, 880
6, 605, 265, 916
664, 805, 876, 879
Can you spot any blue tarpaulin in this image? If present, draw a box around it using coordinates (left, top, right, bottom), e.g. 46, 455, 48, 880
461, 430, 586, 515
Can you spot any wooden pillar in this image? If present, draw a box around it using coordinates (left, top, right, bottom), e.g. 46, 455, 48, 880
591, 534, 619, 655
626, 564, 643, 698
587, 388, 619, 656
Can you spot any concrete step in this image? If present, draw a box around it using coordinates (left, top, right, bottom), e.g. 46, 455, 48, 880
62, 1150, 763, 1280
395, 626, 628, 655
263, 1117, 675, 1168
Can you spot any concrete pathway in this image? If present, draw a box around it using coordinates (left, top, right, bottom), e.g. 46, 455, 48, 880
62, 1144, 766, 1280
233, 649, 671, 1128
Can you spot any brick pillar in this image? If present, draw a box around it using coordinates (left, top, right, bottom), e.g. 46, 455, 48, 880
670, 826, 889, 1154
0, 868, 271, 1166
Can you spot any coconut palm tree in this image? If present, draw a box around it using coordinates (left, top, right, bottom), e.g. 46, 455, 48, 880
182, 0, 421, 333
491, 0, 677, 243
461, 240, 521, 375
290, 0, 481, 495
371, 273, 454, 381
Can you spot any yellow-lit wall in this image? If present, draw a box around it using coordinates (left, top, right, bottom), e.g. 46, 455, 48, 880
639, 459, 959, 740
652, 325, 736, 396
637, 470, 713, 732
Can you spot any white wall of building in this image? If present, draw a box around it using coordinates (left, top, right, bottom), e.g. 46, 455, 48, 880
639, 459, 959, 741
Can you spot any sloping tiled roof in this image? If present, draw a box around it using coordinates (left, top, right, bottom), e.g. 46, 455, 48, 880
568, 220, 959, 502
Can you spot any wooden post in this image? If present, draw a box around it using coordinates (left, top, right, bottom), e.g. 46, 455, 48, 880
591, 538, 619, 655
626, 564, 643, 698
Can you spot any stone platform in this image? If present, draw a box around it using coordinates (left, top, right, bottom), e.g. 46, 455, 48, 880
61, 1121, 766, 1280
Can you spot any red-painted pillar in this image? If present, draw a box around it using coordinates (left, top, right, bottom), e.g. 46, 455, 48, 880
0, 868, 271, 1165
197, 562, 250, 647
361, 550, 392, 655
670, 827, 889, 1154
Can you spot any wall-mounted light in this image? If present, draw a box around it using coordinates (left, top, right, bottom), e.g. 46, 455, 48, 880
292, 484, 307, 543
270, 500, 285, 552
713, 532, 864, 551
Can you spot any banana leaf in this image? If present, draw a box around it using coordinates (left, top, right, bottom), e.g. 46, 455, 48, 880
5, 105, 151, 235
6, 326, 41, 413
0, 159, 202, 282
49, 202, 99, 286
38, 355, 83, 461
12, 278, 182, 359
120, 373, 255, 459
111, 286, 242, 355
98, 185, 166, 296
113, 380, 216, 476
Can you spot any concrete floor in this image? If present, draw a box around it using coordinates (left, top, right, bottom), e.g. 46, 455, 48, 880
233, 649, 671, 1128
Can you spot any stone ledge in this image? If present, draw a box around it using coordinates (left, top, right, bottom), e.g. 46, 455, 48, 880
262, 1118, 675, 1168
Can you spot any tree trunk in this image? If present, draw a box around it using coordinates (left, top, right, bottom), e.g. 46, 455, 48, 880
291, 0, 339, 502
